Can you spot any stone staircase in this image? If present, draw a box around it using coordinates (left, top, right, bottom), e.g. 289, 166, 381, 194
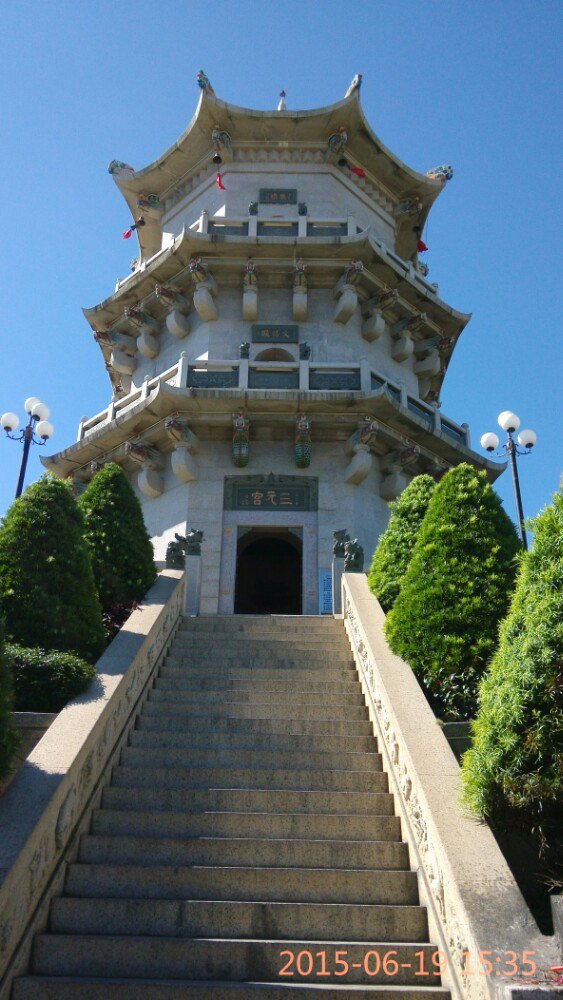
14, 615, 449, 999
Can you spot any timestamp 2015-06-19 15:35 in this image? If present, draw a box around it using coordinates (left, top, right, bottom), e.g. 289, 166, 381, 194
278, 949, 538, 979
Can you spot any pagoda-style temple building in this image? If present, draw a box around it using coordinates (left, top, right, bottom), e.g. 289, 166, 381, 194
43, 74, 502, 615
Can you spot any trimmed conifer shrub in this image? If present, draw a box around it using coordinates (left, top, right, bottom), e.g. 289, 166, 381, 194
0, 619, 21, 782
6, 644, 96, 713
384, 463, 521, 719
78, 463, 156, 611
0, 476, 105, 662
368, 474, 436, 612
461, 484, 563, 824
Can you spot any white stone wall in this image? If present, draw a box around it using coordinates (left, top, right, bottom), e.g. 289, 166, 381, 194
129, 285, 420, 399
134, 438, 391, 615
162, 168, 395, 247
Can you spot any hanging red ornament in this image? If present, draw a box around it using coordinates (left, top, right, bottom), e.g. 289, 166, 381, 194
122, 229, 133, 240
417, 239, 428, 252
349, 166, 366, 178
215, 172, 226, 190
120, 216, 145, 240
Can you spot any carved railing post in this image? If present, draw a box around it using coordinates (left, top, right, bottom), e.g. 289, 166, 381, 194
242, 259, 258, 322
155, 284, 190, 339
125, 442, 164, 498
344, 419, 379, 485
379, 444, 420, 501
333, 261, 363, 324
164, 417, 199, 483
189, 258, 218, 321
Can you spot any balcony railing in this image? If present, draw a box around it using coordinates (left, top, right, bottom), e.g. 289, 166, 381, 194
77, 357, 469, 448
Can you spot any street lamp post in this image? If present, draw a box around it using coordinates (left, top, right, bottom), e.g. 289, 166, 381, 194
1, 397, 54, 499
480, 410, 537, 550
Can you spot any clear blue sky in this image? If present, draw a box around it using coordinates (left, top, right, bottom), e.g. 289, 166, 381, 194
1, 1, 561, 530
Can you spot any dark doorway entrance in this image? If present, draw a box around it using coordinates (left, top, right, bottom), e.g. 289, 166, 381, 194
234, 530, 302, 615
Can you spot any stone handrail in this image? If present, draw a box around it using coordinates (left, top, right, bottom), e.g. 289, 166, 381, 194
0, 570, 185, 1000
341, 573, 559, 1000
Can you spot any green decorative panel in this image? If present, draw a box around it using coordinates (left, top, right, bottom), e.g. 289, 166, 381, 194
307, 223, 347, 237
259, 189, 297, 205
407, 398, 433, 423
371, 373, 386, 391
251, 324, 299, 344
256, 223, 298, 236
309, 370, 361, 391
249, 369, 299, 389
224, 474, 318, 511
208, 223, 249, 236
188, 368, 239, 388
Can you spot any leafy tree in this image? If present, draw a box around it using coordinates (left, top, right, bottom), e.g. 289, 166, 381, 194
0, 476, 105, 662
385, 463, 520, 719
0, 618, 21, 782
7, 644, 96, 713
461, 484, 563, 825
78, 463, 156, 611
368, 474, 436, 611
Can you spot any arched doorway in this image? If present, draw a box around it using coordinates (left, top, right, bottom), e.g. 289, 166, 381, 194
234, 529, 302, 614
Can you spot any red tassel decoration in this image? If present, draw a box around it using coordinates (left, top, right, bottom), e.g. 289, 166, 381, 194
417, 239, 428, 252
215, 172, 226, 190
349, 166, 366, 178
122, 229, 133, 239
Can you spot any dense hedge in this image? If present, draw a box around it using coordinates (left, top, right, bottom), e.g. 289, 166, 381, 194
461, 484, 563, 824
385, 464, 520, 720
0, 619, 21, 782
368, 474, 436, 612
79, 463, 156, 611
6, 644, 96, 713
0, 476, 105, 662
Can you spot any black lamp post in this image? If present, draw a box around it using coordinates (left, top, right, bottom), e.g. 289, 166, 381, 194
1, 397, 54, 498
481, 410, 537, 550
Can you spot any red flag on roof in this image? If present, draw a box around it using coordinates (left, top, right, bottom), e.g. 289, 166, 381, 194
349, 166, 366, 178
417, 239, 428, 252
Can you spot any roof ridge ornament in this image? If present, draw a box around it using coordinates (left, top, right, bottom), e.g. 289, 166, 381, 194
426, 164, 454, 183
277, 90, 287, 111
197, 70, 214, 95
344, 73, 362, 99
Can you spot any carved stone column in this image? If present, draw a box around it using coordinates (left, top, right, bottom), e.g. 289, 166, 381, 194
155, 284, 191, 339
232, 412, 250, 467
333, 262, 363, 325
379, 444, 420, 501
344, 420, 379, 485
292, 259, 308, 321
294, 414, 312, 469
164, 417, 200, 483
125, 442, 164, 498
242, 259, 258, 322
189, 258, 218, 321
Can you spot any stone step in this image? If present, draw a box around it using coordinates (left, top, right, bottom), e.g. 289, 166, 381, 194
132, 722, 375, 753
91, 809, 400, 842
160, 664, 357, 681
65, 864, 419, 904
179, 616, 344, 632
141, 701, 368, 721
32, 936, 439, 985
110, 765, 388, 794
138, 708, 372, 734
174, 635, 351, 650
15, 979, 450, 999
165, 654, 355, 670
50, 897, 428, 942
101, 787, 395, 817
171, 642, 352, 659
147, 690, 366, 712
124, 740, 381, 773
154, 675, 359, 693
150, 685, 366, 706
78, 834, 409, 871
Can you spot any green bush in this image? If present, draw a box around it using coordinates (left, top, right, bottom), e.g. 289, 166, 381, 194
385, 463, 521, 720
368, 474, 436, 612
461, 484, 563, 824
78, 463, 156, 611
0, 619, 21, 782
0, 476, 105, 662
6, 644, 96, 713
